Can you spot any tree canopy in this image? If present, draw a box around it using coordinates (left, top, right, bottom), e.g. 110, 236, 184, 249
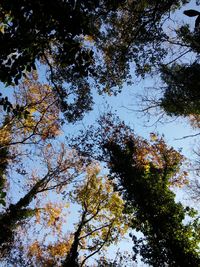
103, 127, 200, 266
0, 0, 189, 121
0, 1, 200, 266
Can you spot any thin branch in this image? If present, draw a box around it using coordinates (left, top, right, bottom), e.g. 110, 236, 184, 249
175, 132, 200, 140
164, 49, 192, 66
79, 223, 111, 240
80, 224, 113, 267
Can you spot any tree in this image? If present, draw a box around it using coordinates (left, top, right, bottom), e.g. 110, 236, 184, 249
0, 148, 9, 208
0, 72, 64, 251
0, 71, 61, 149
63, 164, 129, 267
0, 142, 85, 257
0, 126, 10, 208
102, 125, 200, 266
115, 3, 200, 127
1, 2, 200, 266
0, 0, 188, 121
95, 250, 138, 267
154, 6, 200, 122
70, 115, 200, 266
160, 63, 200, 117
0, 72, 62, 209
0, 71, 62, 212
23, 164, 129, 267
0, 73, 88, 257
186, 146, 200, 203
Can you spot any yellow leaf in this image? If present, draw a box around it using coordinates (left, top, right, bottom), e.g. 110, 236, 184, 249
84, 35, 94, 42
0, 25, 5, 34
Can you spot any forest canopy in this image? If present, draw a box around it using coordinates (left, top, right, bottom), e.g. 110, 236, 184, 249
0, 1, 200, 266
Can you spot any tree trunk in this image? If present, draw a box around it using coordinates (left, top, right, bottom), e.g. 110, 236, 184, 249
62, 210, 87, 267
0, 174, 50, 255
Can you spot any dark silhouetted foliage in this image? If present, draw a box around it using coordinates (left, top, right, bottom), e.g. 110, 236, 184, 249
160, 63, 200, 116
0, 0, 188, 121
104, 133, 200, 266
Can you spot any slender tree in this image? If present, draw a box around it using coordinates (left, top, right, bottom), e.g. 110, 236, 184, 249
103, 128, 200, 266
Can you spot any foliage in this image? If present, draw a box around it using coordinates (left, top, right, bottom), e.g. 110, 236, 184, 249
27, 238, 72, 267
186, 146, 200, 202
95, 250, 137, 267
0, 141, 86, 257
101, 123, 200, 266
17, 164, 130, 267
0, 147, 9, 207
70, 114, 189, 188
1, 2, 200, 266
160, 63, 200, 117
66, 164, 128, 266
0, 0, 188, 121
68, 114, 200, 265
157, 6, 200, 121
0, 71, 62, 217
0, 117, 11, 207
0, 73, 86, 258
1, 71, 61, 147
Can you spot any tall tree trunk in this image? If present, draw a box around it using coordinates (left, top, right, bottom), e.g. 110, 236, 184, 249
0, 173, 51, 255
62, 210, 87, 267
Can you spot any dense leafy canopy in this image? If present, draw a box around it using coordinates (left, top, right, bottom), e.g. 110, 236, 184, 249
160, 63, 200, 116
0, 0, 189, 121
0, 1, 200, 266
158, 6, 200, 120
102, 125, 200, 266
63, 164, 128, 266
70, 114, 200, 266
